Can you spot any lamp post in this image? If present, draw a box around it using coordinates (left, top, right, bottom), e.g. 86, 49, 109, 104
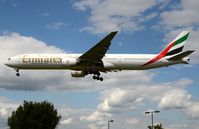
108, 120, 114, 129
145, 110, 160, 129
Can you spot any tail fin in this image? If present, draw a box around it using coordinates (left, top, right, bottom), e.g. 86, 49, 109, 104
164, 31, 190, 56
142, 31, 190, 66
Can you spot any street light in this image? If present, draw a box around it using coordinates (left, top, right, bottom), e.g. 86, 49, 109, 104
108, 120, 114, 129
145, 110, 160, 129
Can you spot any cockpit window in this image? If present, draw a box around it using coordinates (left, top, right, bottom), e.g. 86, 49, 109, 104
8, 58, 11, 60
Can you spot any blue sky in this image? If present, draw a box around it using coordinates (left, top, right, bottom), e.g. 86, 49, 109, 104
0, 0, 199, 129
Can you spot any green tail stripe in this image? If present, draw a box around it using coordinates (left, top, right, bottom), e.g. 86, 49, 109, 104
174, 33, 189, 46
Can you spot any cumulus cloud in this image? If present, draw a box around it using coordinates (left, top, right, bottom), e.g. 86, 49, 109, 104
158, 89, 192, 109
97, 88, 143, 113
0, 96, 18, 117
160, 0, 199, 29
168, 124, 188, 129
0, 96, 19, 128
61, 118, 73, 125
185, 102, 199, 118
79, 76, 199, 128
73, 0, 162, 34
126, 117, 140, 125
80, 111, 111, 122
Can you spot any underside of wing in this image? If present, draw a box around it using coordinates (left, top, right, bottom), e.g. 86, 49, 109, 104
77, 31, 118, 68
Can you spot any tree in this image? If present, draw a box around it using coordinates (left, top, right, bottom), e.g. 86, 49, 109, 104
154, 124, 164, 129
8, 101, 61, 129
148, 124, 164, 129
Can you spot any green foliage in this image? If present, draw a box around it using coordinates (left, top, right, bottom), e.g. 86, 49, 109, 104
148, 124, 164, 129
148, 126, 152, 129
154, 124, 164, 129
8, 101, 61, 129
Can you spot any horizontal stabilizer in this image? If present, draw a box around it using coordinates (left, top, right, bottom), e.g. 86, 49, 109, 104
167, 50, 195, 61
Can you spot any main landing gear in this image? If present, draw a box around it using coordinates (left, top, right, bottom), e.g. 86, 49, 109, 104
15, 68, 20, 76
93, 76, 103, 81
90, 71, 103, 81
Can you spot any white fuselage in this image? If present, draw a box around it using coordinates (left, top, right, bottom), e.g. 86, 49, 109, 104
5, 54, 187, 71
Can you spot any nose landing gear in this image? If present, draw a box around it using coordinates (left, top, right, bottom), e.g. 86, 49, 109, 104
16, 73, 20, 76
15, 68, 20, 76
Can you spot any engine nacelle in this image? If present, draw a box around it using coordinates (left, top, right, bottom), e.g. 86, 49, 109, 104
71, 71, 87, 77
62, 58, 78, 67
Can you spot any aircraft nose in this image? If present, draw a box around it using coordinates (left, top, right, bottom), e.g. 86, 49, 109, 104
4, 60, 10, 66
4, 59, 14, 67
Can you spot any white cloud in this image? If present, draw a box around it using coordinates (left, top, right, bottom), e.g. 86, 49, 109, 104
79, 76, 198, 129
98, 88, 126, 113
0, 96, 18, 117
168, 124, 188, 129
126, 117, 140, 125
73, 0, 160, 34
158, 89, 192, 109
88, 124, 98, 129
185, 102, 199, 118
80, 111, 111, 122
97, 88, 143, 113
0, 96, 19, 128
61, 118, 73, 125
97, 78, 193, 115
160, 0, 199, 29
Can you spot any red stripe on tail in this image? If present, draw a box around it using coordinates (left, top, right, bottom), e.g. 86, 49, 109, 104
142, 42, 175, 66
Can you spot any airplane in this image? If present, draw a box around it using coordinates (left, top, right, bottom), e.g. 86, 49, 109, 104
4, 31, 194, 81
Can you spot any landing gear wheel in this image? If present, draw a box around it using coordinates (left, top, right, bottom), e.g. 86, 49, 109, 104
96, 72, 100, 77
91, 71, 103, 81
93, 76, 97, 80
16, 73, 20, 76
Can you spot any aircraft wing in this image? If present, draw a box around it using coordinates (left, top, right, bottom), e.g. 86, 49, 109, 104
77, 31, 118, 67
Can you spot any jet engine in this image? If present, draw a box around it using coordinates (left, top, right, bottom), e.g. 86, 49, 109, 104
62, 58, 78, 67
71, 71, 87, 77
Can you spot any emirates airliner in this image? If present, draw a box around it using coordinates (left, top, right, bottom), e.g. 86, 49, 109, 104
4, 31, 194, 81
